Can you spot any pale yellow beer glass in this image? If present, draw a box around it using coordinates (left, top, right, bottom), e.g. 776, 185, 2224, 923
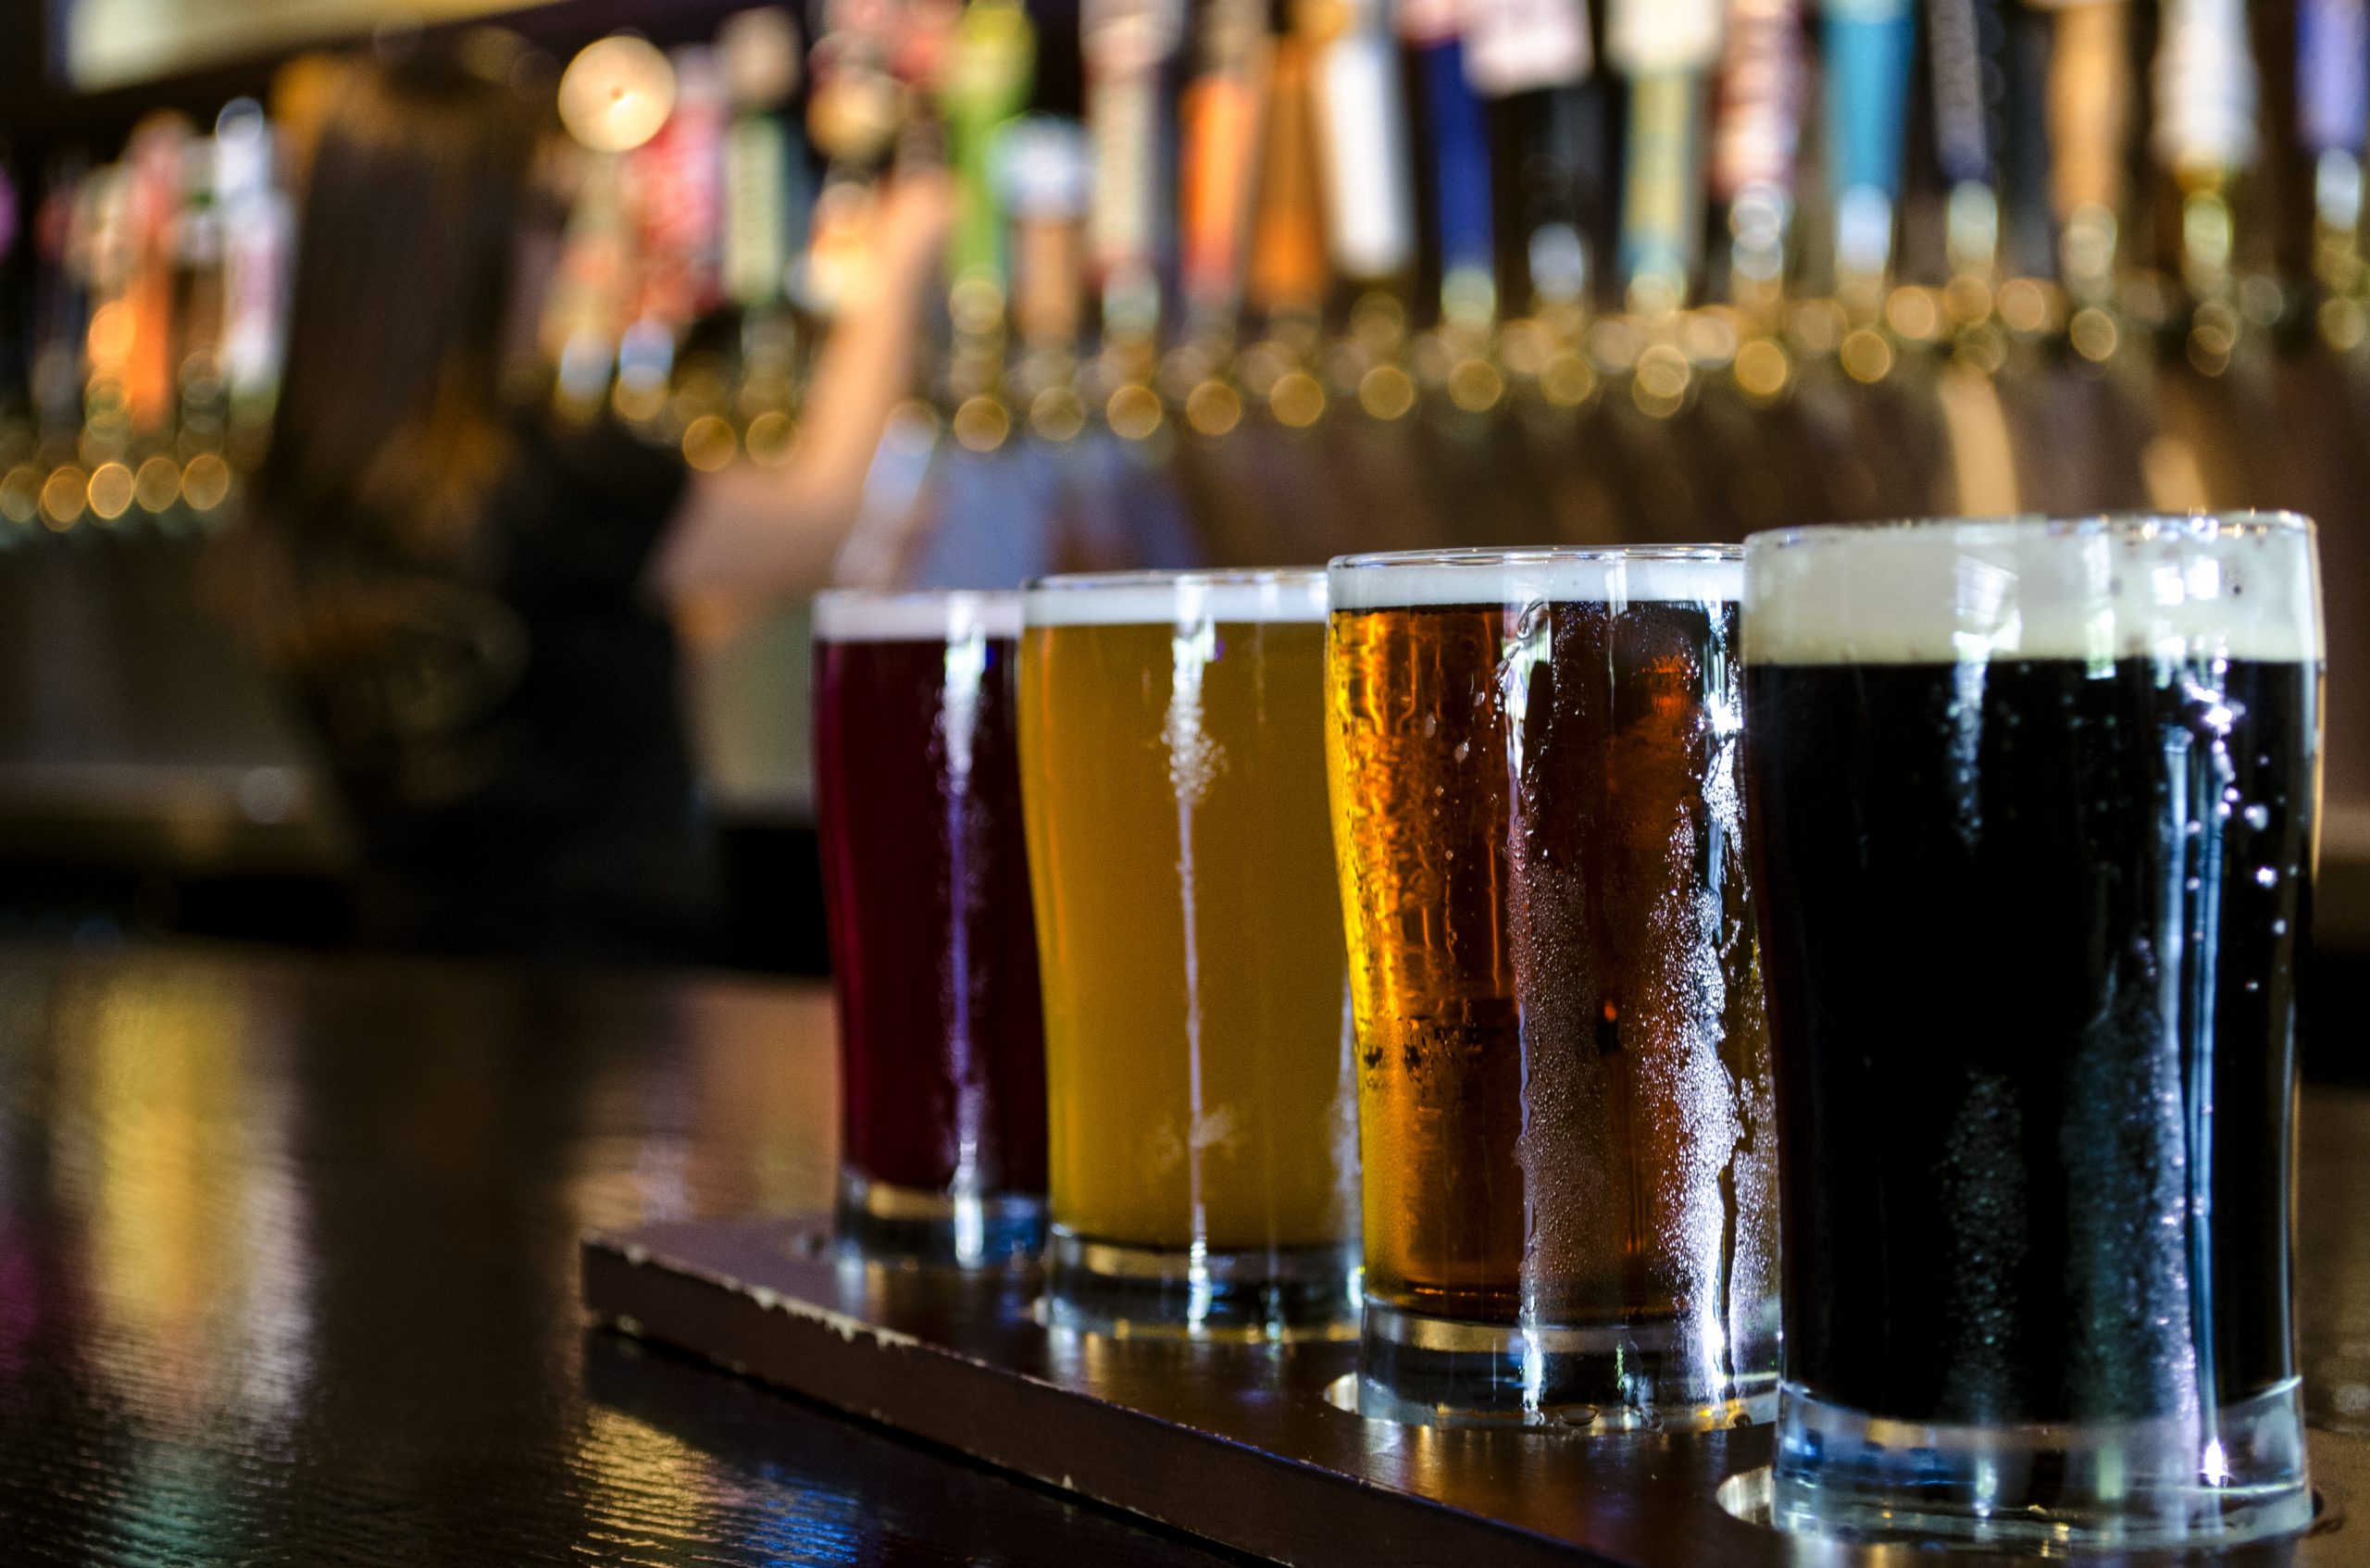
1018, 569, 1359, 1337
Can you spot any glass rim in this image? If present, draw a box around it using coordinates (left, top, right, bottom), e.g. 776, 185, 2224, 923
812, 586, 1022, 642
1022, 566, 1329, 628
1745, 511, 2314, 552
813, 586, 1023, 608
1330, 544, 1743, 571
1024, 566, 1328, 592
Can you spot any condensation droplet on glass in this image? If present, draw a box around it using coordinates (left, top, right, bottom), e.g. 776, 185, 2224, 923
2243, 803, 2270, 830
2246, 979, 2262, 993
1453, 740, 1470, 763
1424, 713, 1439, 738
2273, 919, 2289, 937
2256, 866, 2279, 888
2187, 877, 2202, 891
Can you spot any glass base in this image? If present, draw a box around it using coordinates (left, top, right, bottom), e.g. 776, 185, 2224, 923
834, 1169, 1046, 1265
1355, 1302, 1778, 1431
1771, 1378, 2314, 1549
1042, 1226, 1360, 1340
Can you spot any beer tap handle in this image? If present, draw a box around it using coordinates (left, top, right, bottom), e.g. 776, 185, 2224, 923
1822, 0, 1916, 307
2040, 2, 2130, 301
1004, 118, 1092, 355
1711, 0, 1805, 313
1928, 0, 2006, 276
1308, 0, 1416, 289
1606, 0, 1720, 313
1464, 0, 1594, 317
1400, 0, 1496, 328
1179, 0, 1269, 328
1246, 28, 1332, 321
721, 7, 810, 312
2298, 0, 2369, 284
942, 0, 1038, 298
1085, 0, 1187, 342
2151, 0, 2257, 296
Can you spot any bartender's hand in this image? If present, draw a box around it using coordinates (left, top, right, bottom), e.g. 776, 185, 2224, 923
650, 166, 954, 623
869, 168, 955, 291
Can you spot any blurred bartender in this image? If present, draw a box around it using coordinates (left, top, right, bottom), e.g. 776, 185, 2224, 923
222, 51, 950, 959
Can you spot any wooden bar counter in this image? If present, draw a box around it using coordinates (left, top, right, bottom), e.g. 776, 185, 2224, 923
5, 938, 2370, 1564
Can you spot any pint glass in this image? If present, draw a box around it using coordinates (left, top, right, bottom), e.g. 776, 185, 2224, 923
814, 591, 1046, 1263
1019, 569, 1359, 1336
1743, 516, 2321, 1547
1326, 548, 1778, 1427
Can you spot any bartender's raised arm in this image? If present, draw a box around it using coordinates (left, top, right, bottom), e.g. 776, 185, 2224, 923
646, 170, 952, 610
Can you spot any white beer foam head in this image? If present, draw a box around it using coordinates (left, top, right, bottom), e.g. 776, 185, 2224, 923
1742, 515, 2324, 665
1024, 569, 1328, 627
1328, 547, 1743, 611
813, 589, 1022, 642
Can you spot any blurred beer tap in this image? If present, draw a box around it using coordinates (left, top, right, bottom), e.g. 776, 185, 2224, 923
2044, 1, 2129, 310
1711, 0, 1802, 331
2149, 0, 2267, 506
2152, 0, 2256, 315
2298, 0, 2369, 336
2010, 0, 2156, 516
1177, 0, 1268, 343
1400, 0, 1496, 341
1923, 0, 2022, 517
941, 0, 1036, 451
1307, 0, 1416, 307
1465, 0, 1595, 337
1822, 0, 1915, 327
1002, 118, 1093, 437
718, 7, 812, 463
1607, 0, 1718, 321
1083, 0, 1185, 395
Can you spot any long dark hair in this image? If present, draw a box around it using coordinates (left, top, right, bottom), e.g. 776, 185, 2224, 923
249, 54, 537, 582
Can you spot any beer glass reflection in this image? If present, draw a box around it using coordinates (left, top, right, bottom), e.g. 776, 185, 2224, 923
1326, 548, 1778, 1428
1019, 570, 1359, 1337
814, 591, 1047, 1263
1743, 516, 2320, 1548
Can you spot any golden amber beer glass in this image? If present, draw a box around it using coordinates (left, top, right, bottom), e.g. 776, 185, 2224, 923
1327, 547, 1777, 1426
1019, 569, 1359, 1336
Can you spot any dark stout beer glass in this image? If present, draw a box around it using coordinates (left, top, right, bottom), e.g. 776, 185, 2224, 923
814, 591, 1046, 1263
1743, 516, 2321, 1547
1327, 548, 1778, 1427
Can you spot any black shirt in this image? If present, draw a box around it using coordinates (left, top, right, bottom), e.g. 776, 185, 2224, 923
293, 417, 720, 960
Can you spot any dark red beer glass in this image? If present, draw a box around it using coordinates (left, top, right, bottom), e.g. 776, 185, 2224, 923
813, 591, 1046, 1262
